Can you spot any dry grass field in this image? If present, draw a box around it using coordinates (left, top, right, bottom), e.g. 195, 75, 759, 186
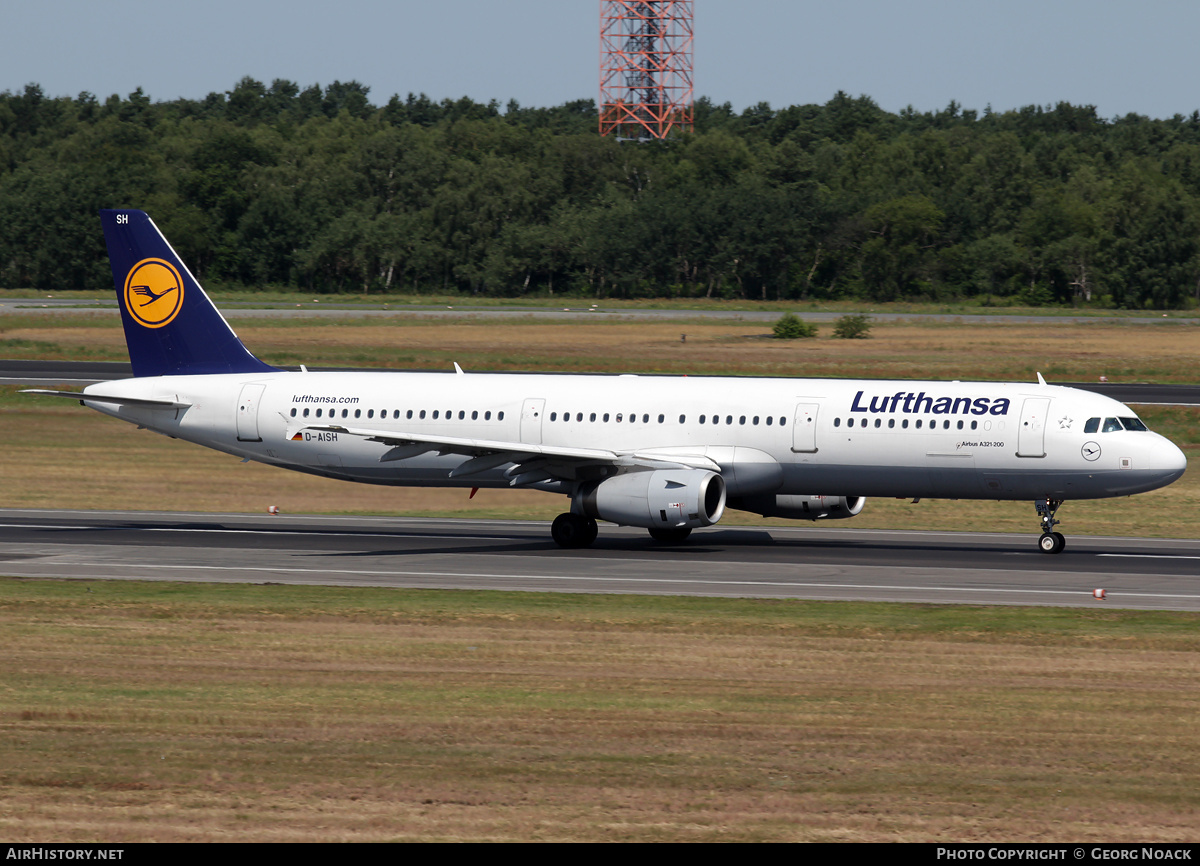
4, 310, 1200, 381
2, 581, 1199, 842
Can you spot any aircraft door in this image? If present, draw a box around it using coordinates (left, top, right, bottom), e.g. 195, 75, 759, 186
791, 403, 819, 453
1017, 397, 1050, 458
520, 398, 545, 445
236, 383, 266, 442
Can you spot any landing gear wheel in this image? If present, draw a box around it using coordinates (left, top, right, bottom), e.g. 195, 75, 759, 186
1034, 499, 1066, 555
551, 513, 597, 549
648, 527, 692, 544
1038, 532, 1065, 555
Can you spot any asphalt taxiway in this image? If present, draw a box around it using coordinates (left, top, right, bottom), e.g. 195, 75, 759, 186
2, 509, 1198, 611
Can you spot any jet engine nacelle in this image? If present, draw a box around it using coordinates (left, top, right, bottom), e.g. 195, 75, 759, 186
576, 469, 727, 529
731, 494, 866, 521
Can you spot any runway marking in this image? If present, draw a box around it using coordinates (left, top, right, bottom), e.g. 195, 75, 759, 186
0, 523, 512, 542
36, 561, 1200, 601
1098, 554, 1200, 560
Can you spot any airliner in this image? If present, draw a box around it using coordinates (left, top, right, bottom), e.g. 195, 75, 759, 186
24, 210, 1188, 554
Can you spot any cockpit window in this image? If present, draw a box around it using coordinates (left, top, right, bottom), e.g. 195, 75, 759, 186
1084, 418, 1100, 434
1120, 417, 1148, 432
1102, 417, 1123, 433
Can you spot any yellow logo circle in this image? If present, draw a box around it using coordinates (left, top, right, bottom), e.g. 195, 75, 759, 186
123, 258, 184, 328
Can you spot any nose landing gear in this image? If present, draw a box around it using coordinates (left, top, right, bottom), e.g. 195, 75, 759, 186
1035, 499, 1066, 554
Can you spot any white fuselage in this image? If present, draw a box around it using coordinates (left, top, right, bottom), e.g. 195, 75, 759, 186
80, 371, 1187, 508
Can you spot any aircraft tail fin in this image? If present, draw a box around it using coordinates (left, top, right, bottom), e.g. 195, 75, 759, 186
100, 209, 277, 377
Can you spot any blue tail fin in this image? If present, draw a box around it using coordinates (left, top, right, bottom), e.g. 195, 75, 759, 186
100, 209, 277, 377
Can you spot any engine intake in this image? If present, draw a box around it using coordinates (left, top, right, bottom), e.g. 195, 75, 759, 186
576, 469, 726, 529
730, 494, 866, 521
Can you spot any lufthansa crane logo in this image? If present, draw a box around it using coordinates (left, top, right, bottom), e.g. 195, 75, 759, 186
123, 258, 184, 328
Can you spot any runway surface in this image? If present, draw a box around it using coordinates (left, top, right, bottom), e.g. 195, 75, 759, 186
2, 509, 1199, 611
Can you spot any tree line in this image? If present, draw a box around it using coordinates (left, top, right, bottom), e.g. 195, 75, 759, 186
3, 77, 1200, 308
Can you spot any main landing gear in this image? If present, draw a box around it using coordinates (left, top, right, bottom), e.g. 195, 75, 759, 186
1035, 499, 1066, 554
549, 515, 695, 548
551, 513, 598, 549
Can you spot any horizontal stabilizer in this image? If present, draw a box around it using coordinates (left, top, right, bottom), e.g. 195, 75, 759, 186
21, 389, 191, 409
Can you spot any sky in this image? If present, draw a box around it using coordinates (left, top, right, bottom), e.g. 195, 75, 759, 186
5, 1, 1200, 120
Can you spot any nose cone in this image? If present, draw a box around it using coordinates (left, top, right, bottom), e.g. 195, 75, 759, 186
1153, 434, 1188, 485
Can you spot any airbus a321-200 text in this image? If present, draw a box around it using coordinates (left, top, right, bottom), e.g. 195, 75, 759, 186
25, 210, 1188, 554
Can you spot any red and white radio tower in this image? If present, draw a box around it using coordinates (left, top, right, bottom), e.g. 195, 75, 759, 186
599, 1, 694, 141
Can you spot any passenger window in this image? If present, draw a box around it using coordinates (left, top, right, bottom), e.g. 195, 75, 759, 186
420, 410, 427, 419
1103, 417, 1123, 433
779, 417, 786, 426
485, 411, 491, 420
699, 415, 706, 424
290, 408, 297, 417
459, 411, 465, 420
679, 415, 686, 424
957, 420, 963, 430
354, 409, 361, 419
590, 413, 597, 422
915, 419, 922, 429
471, 411, 478, 420
943, 420, 950, 430
1084, 418, 1099, 433
847, 418, 855, 428
407, 410, 414, 419
498, 411, 505, 420
316, 409, 322, 418
834, 417, 841, 428
303, 408, 310, 418
658, 414, 664, 423
902, 419, 908, 429
874, 418, 881, 428
432, 410, 438, 420
753, 416, 760, 425
970, 420, 977, 430
766, 416, 773, 426
726, 415, 733, 425
550, 412, 557, 422
603, 413, 609, 422
888, 418, 895, 428
577, 413, 584, 422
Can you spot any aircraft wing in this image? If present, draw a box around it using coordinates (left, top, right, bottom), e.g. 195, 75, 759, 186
290, 424, 720, 485
21, 389, 192, 409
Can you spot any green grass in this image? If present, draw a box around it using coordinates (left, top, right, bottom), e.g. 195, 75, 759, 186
5, 286, 1200, 316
